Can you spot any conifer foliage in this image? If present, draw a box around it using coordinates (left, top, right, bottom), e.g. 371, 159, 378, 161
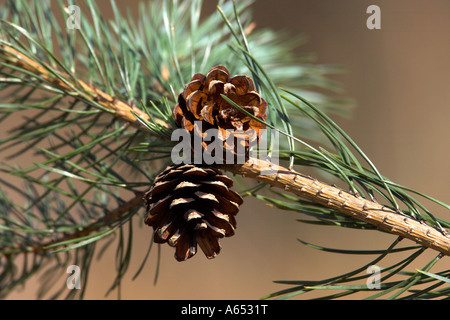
0, 0, 448, 299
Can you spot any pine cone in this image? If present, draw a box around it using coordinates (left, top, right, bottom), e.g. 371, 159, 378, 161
173, 65, 267, 159
144, 163, 243, 261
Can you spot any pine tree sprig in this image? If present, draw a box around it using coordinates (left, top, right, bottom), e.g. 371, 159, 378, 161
4, 39, 445, 256
0, 0, 448, 300
2, 191, 144, 255
223, 158, 450, 256
0, 42, 171, 135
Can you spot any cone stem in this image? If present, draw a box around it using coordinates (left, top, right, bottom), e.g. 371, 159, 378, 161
222, 158, 450, 256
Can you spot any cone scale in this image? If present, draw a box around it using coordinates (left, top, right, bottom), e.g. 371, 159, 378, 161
173, 65, 268, 157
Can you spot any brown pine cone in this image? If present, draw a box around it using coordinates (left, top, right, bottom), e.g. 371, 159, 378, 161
144, 163, 243, 261
173, 65, 267, 159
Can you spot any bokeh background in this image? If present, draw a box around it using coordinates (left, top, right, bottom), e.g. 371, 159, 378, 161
4, 0, 450, 299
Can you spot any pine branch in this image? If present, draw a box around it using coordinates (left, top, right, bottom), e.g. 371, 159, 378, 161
2, 42, 447, 257
223, 159, 450, 256
0, 42, 170, 134
4, 191, 144, 255
0, 0, 447, 300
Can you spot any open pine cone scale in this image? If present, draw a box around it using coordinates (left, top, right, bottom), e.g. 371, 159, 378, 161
173, 65, 268, 154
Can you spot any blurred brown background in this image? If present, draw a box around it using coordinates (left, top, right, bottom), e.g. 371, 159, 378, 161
4, 0, 450, 299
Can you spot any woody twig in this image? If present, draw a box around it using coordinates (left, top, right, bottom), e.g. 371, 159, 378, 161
223, 158, 450, 256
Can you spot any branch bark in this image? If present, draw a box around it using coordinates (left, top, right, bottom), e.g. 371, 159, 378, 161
222, 158, 450, 256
